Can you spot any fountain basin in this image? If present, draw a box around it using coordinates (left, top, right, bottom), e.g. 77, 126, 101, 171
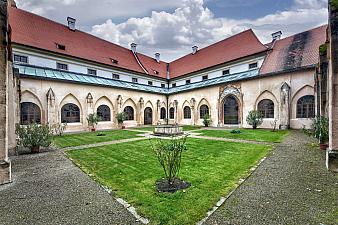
154, 125, 183, 136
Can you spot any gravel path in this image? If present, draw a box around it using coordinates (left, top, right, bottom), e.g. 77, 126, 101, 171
205, 130, 338, 225
0, 151, 142, 225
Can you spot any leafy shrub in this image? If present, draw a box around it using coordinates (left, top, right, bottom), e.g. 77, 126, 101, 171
230, 129, 241, 134
246, 110, 263, 129
50, 123, 67, 136
270, 119, 278, 132
87, 113, 100, 128
116, 112, 126, 125
304, 116, 329, 143
16, 123, 52, 153
150, 135, 188, 185
202, 114, 212, 127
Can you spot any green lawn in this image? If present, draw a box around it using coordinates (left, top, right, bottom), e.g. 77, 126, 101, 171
53, 130, 143, 148
66, 138, 271, 224
132, 125, 202, 132
194, 128, 289, 143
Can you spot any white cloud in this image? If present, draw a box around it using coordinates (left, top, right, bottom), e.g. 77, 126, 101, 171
90, 0, 328, 61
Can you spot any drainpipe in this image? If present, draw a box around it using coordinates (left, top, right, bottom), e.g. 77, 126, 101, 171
166, 63, 170, 125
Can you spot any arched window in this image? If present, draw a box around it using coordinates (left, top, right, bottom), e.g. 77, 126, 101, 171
160, 107, 166, 120
200, 104, 209, 119
297, 95, 315, 118
183, 106, 191, 119
61, 103, 80, 123
169, 107, 175, 119
124, 106, 134, 121
97, 105, 111, 121
258, 99, 274, 118
20, 102, 41, 125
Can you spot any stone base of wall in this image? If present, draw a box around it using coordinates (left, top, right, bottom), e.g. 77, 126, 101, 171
326, 150, 338, 172
0, 160, 11, 184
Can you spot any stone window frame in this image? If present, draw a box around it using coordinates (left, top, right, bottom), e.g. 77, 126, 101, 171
258, 99, 275, 118
124, 106, 134, 121
97, 105, 111, 122
20, 102, 41, 125
296, 95, 315, 118
61, 103, 80, 123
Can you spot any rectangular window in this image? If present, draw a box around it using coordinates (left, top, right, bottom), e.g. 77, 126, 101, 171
202, 75, 208, 81
87, 69, 97, 76
186, 79, 191, 84
249, 62, 258, 69
14, 54, 28, 64
222, 69, 230, 76
148, 81, 153, 86
161, 83, 166, 88
56, 62, 68, 71
112, 74, 120, 80
132, 78, 138, 83
172, 83, 176, 88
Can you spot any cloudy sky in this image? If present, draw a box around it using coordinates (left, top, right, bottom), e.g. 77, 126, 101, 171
16, 0, 328, 61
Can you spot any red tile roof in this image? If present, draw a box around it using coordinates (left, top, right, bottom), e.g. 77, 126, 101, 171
169, 29, 268, 78
260, 25, 327, 74
9, 7, 168, 78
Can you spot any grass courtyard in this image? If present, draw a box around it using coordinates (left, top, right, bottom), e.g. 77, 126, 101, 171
66, 138, 271, 225
193, 128, 289, 143
53, 130, 144, 148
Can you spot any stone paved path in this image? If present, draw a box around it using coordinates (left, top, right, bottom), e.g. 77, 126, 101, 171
205, 130, 338, 225
0, 151, 142, 225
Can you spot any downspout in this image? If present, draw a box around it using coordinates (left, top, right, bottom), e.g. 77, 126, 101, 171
166, 63, 170, 125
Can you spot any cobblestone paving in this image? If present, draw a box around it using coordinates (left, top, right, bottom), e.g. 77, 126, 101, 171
205, 130, 338, 225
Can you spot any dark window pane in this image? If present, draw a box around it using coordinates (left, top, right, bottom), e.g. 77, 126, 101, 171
57, 63, 68, 71
249, 62, 258, 69
14, 54, 28, 63
200, 105, 209, 119
124, 106, 134, 120
183, 106, 191, 119
169, 107, 175, 119
297, 95, 315, 118
160, 107, 166, 119
258, 99, 274, 118
97, 105, 111, 121
20, 102, 41, 125
61, 103, 80, 123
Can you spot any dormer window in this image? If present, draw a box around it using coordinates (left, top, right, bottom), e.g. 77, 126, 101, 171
87, 69, 97, 76
249, 62, 258, 69
112, 74, 120, 80
111, 58, 119, 64
222, 69, 230, 76
14, 54, 28, 64
202, 75, 208, 81
56, 43, 66, 50
56, 62, 68, 71
148, 81, 153, 86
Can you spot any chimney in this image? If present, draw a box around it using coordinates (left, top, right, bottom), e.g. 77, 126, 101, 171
131, 43, 137, 54
155, 53, 160, 63
67, 17, 76, 31
271, 31, 282, 41
192, 45, 198, 55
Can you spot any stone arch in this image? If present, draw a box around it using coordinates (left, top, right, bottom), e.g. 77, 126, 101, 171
122, 98, 137, 110
95, 96, 114, 122
254, 90, 279, 119
144, 100, 154, 110
59, 93, 83, 123
291, 85, 314, 119
182, 100, 192, 121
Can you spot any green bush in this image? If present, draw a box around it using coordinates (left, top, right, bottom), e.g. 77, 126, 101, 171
50, 123, 67, 136
230, 129, 241, 134
246, 110, 263, 129
16, 123, 52, 153
306, 116, 329, 143
150, 135, 188, 185
202, 114, 212, 127
116, 112, 126, 125
87, 113, 100, 128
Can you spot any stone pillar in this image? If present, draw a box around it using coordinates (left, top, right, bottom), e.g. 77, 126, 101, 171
327, 3, 338, 172
0, 0, 11, 185
138, 97, 144, 126
174, 100, 178, 124
190, 98, 196, 126
279, 83, 290, 130
46, 88, 56, 124
156, 100, 161, 124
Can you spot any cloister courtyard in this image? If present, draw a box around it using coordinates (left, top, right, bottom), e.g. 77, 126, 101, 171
0, 127, 337, 225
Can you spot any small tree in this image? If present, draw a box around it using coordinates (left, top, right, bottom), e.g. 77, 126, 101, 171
150, 135, 188, 186
311, 116, 329, 144
116, 112, 126, 128
202, 114, 212, 127
50, 123, 67, 136
87, 113, 100, 131
16, 123, 52, 153
270, 119, 278, 132
246, 110, 263, 129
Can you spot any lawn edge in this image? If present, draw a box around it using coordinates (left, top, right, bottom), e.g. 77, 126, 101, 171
196, 146, 274, 225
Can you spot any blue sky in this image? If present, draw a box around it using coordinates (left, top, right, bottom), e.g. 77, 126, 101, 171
16, 0, 328, 61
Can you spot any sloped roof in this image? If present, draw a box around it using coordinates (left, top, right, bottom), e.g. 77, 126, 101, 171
260, 25, 327, 74
169, 29, 268, 78
9, 7, 168, 78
